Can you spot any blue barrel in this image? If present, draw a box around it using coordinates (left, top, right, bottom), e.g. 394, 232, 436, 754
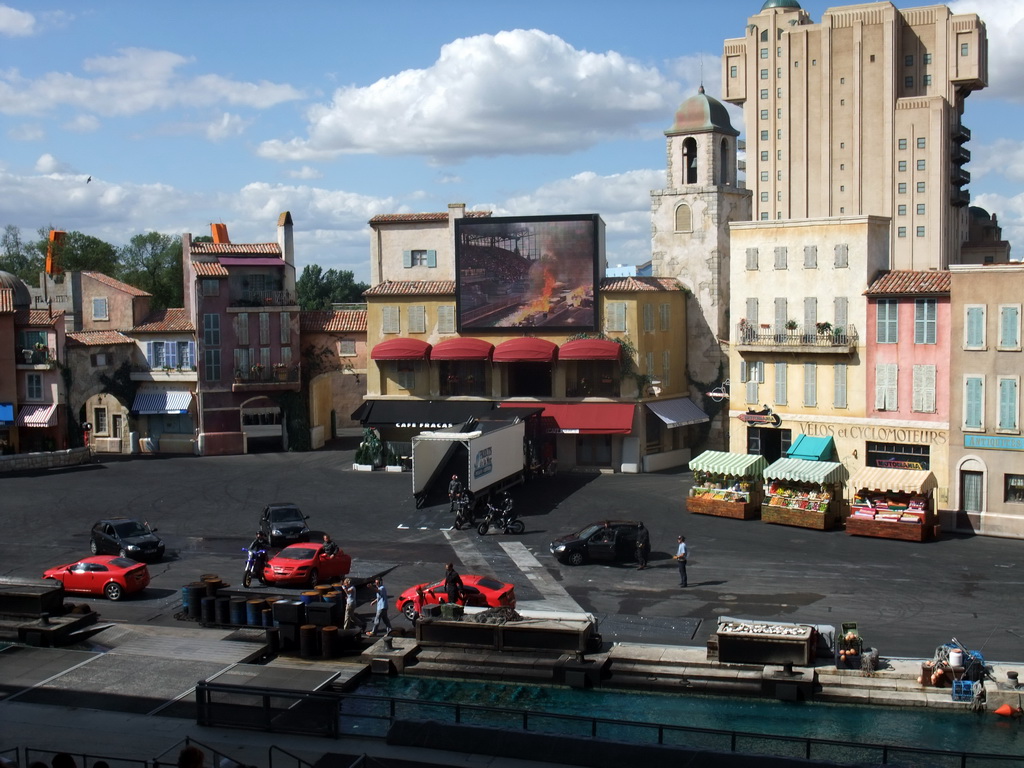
246, 599, 266, 626
215, 596, 231, 625
201, 596, 216, 624
229, 597, 247, 625
261, 608, 273, 627
299, 591, 320, 604
184, 583, 205, 619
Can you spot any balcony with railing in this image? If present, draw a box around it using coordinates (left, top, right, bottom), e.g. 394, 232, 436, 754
232, 364, 301, 392
736, 323, 859, 353
228, 289, 297, 308
16, 347, 57, 368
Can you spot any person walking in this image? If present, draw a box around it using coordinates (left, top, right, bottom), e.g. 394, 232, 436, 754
443, 562, 463, 605
341, 577, 364, 630
635, 522, 651, 569
674, 535, 688, 587
368, 577, 392, 636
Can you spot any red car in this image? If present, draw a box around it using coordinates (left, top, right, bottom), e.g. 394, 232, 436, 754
43, 555, 150, 601
396, 575, 516, 620
262, 542, 352, 588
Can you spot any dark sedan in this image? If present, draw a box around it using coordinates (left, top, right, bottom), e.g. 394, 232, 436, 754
549, 520, 643, 566
259, 503, 311, 547
90, 518, 164, 562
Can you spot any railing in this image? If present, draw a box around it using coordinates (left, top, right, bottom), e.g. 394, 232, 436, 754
736, 324, 858, 349
230, 289, 296, 307
190, 682, 1022, 766
18, 348, 55, 365
234, 366, 301, 385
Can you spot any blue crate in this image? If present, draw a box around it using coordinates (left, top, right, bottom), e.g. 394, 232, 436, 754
951, 680, 975, 702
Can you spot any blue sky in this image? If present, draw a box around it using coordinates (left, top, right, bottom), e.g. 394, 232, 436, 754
2, 0, 1022, 284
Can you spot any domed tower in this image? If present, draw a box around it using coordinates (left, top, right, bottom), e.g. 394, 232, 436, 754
651, 86, 751, 450
0, 270, 33, 308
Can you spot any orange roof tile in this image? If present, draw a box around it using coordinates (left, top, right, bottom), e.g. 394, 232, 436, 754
865, 270, 951, 296
190, 242, 280, 255
363, 280, 456, 296
193, 261, 229, 277
0, 287, 13, 313
300, 310, 367, 333
82, 271, 151, 297
601, 276, 683, 292
66, 330, 135, 347
369, 211, 492, 224
132, 308, 194, 333
14, 309, 62, 327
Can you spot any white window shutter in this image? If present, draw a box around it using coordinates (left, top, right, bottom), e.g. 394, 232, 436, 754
775, 362, 787, 405
746, 298, 759, 329
834, 363, 847, 408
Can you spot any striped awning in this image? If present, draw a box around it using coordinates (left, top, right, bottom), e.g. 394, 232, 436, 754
689, 451, 768, 479
763, 458, 847, 485
132, 391, 193, 415
849, 467, 937, 494
17, 404, 58, 427
646, 397, 709, 429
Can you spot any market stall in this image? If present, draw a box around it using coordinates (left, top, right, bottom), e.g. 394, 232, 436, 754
845, 467, 940, 542
687, 451, 768, 520
762, 457, 847, 530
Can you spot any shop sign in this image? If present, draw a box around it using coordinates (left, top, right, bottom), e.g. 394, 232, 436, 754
877, 459, 925, 470
964, 434, 1024, 452
738, 406, 781, 426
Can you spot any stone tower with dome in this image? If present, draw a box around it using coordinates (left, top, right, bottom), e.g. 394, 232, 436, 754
650, 85, 752, 450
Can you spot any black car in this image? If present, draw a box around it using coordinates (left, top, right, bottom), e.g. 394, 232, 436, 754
259, 503, 311, 547
549, 520, 643, 566
90, 518, 165, 562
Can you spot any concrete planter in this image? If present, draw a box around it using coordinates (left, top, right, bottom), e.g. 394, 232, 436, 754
385, 465, 403, 473
353, 463, 375, 471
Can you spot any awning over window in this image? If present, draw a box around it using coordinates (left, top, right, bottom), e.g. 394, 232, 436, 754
786, 434, 836, 462
689, 450, 768, 479
849, 467, 937, 494
370, 338, 432, 361
430, 337, 494, 361
646, 397, 709, 429
763, 458, 846, 485
132, 391, 193, 415
558, 338, 621, 361
492, 338, 557, 363
0, 402, 14, 424
351, 399, 499, 429
500, 401, 635, 434
17, 404, 57, 427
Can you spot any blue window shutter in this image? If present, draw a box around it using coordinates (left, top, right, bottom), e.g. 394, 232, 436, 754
146, 341, 154, 367
188, 341, 196, 367
427, 250, 437, 268
403, 250, 412, 269
166, 342, 177, 368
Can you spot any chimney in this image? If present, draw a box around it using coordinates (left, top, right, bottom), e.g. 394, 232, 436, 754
211, 223, 230, 243
278, 211, 295, 296
448, 203, 466, 220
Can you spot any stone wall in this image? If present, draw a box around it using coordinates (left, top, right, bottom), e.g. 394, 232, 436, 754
0, 447, 92, 473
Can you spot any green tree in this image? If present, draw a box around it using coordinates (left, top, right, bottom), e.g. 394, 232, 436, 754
296, 264, 368, 310
118, 232, 183, 310
0, 225, 44, 281
54, 230, 119, 275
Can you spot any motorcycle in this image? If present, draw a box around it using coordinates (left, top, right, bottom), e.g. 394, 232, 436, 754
477, 496, 524, 535
242, 546, 268, 588
452, 493, 473, 530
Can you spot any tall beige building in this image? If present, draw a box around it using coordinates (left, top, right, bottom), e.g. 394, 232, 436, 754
722, 0, 987, 270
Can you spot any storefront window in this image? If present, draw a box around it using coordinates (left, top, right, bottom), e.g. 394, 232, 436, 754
865, 441, 929, 470
1005, 475, 1024, 504
566, 361, 616, 398
439, 361, 487, 397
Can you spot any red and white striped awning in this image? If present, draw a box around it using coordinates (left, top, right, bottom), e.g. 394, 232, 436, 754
17, 404, 58, 427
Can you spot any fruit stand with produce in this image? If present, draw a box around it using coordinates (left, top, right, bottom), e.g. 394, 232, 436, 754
687, 451, 769, 520
845, 466, 940, 542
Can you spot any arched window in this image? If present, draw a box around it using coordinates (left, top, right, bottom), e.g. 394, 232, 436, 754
675, 204, 692, 233
682, 137, 698, 185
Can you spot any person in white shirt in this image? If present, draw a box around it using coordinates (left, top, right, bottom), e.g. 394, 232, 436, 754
674, 535, 688, 587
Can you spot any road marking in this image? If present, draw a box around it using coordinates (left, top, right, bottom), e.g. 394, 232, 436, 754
498, 540, 583, 613
443, 530, 491, 573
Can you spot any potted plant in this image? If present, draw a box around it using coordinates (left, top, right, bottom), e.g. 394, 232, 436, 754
785, 319, 798, 331
273, 363, 288, 381
251, 363, 265, 379
816, 321, 832, 335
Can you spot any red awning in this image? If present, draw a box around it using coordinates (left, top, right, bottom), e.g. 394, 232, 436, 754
500, 402, 635, 434
558, 339, 621, 361
430, 337, 494, 361
493, 338, 557, 363
370, 338, 432, 360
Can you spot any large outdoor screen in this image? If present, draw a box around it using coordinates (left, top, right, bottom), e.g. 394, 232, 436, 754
455, 214, 604, 331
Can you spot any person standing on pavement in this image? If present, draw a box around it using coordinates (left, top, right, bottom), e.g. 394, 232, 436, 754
341, 577, 364, 630
673, 535, 688, 587
368, 577, 392, 636
635, 523, 651, 569
443, 562, 463, 604
448, 474, 463, 511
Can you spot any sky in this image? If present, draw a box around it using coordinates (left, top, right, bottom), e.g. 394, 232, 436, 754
1, 0, 1023, 285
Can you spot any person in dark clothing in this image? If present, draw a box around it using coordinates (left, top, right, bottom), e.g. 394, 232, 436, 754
322, 534, 339, 557
443, 562, 463, 604
635, 522, 651, 569
249, 530, 269, 552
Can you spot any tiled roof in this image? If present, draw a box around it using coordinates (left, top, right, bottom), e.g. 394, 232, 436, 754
300, 309, 367, 333
193, 261, 229, 277
190, 242, 281, 255
66, 330, 135, 347
369, 211, 492, 224
363, 280, 457, 296
132, 308, 194, 333
13, 309, 61, 327
865, 270, 951, 296
0, 288, 13, 313
601, 276, 683, 292
82, 271, 151, 297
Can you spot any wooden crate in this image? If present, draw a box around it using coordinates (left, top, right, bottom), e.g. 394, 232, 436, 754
761, 503, 838, 530
845, 516, 936, 542
687, 495, 761, 520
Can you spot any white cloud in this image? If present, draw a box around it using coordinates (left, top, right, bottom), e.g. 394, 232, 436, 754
287, 166, 323, 180
969, 138, 1024, 184
204, 112, 249, 141
34, 153, 68, 173
257, 29, 673, 163
0, 4, 34, 36
63, 114, 100, 133
7, 122, 42, 140
0, 48, 305, 117
950, 0, 1024, 103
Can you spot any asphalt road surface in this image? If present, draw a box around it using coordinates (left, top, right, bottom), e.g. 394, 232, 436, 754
3, 433, 1023, 663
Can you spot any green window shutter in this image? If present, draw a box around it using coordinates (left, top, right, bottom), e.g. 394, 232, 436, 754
1000, 306, 1019, 348
999, 379, 1018, 430
403, 250, 413, 269
965, 377, 983, 428
966, 307, 984, 347
427, 250, 437, 268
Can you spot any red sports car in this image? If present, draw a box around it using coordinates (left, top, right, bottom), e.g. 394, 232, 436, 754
43, 555, 150, 601
396, 575, 516, 620
262, 542, 352, 588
